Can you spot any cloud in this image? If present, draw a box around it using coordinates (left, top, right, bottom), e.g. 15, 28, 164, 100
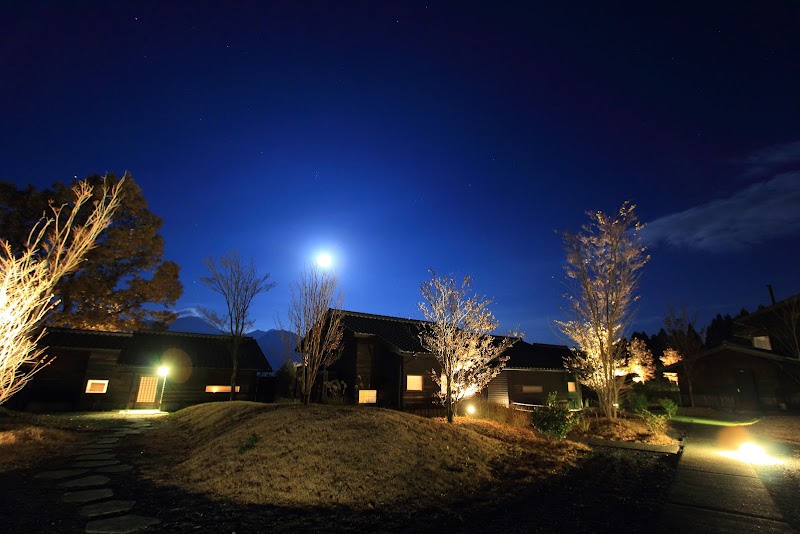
176, 307, 202, 318
643, 172, 800, 252
740, 140, 800, 179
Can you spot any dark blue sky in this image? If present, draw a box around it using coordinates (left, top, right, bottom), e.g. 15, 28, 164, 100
2, 1, 799, 341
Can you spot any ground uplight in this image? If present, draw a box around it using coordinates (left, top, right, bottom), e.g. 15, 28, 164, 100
718, 442, 784, 466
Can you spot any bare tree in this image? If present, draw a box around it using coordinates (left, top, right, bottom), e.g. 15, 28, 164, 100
663, 305, 704, 407
556, 202, 649, 419
285, 265, 344, 405
770, 295, 800, 359
1, 178, 123, 405
200, 252, 276, 401
418, 271, 518, 424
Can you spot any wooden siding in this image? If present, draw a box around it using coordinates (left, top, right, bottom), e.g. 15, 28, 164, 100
488, 371, 509, 406
489, 369, 581, 409
681, 350, 798, 410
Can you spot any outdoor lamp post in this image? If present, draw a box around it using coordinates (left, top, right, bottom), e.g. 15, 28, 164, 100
157, 365, 169, 411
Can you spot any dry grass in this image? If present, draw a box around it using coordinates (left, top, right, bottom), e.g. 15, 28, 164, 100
569, 414, 679, 446
0, 410, 83, 472
0, 407, 146, 473
140, 401, 587, 511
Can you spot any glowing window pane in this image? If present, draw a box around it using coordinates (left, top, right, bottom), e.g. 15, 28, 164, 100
85, 380, 109, 394
753, 336, 772, 350
568, 382, 577, 393
358, 390, 377, 404
205, 385, 240, 393
406, 375, 423, 391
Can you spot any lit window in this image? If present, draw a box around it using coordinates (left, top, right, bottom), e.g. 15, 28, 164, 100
205, 385, 241, 393
407, 375, 423, 391
664, 372, 679, 384
568, 381, 577, 393
753, 336, 772, 350
85, 380, 109, 394
358, 389, 377, 404
521, 385, 543, 393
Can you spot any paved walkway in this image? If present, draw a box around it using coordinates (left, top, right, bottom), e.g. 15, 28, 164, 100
34, 417, 162, 533
658, 422, 796, 533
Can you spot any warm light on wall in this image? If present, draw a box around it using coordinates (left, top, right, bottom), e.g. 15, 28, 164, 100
205, 385, 240, 393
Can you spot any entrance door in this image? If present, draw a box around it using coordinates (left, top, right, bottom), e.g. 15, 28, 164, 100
135, 376, 159, 408
734, 369, 759, 411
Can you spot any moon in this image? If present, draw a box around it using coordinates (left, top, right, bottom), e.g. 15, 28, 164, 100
316, 252, 333, 269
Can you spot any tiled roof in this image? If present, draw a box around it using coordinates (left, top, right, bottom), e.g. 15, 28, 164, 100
339, 311, 569, 369
43, 327, 271, 372
504, 341, 571, 370
341, 311, 431, 353
121, 331, 271, 371
43, 328, 132, 351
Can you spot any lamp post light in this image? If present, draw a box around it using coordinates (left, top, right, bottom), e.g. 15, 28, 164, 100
157, 365, 169, 411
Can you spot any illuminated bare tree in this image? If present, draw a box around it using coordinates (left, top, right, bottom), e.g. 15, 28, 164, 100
286, 265, 344, 405
556, 202, 649, 419
660, 348, 682, 367
770, 295, 800, 359
0, 178, 123, 405
626, 338, 655, 383
200, 252, 276, 401
419, 271, 518, 424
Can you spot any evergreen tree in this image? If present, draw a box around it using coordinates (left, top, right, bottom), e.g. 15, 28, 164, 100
0, 173, 183, 331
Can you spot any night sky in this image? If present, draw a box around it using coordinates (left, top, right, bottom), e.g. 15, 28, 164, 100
2, 2, 799, 342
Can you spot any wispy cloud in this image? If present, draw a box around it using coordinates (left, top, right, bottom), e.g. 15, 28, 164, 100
643, 172, 800, 252
740, 140, 800, 179
177, 307, 202, 318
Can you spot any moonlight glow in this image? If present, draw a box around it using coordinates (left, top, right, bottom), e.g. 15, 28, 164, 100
316, 252, 333, 269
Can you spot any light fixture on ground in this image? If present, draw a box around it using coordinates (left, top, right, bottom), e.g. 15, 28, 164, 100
157, 365, 169, 411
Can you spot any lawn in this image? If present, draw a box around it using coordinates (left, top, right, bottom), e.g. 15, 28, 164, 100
1, 402, 682, 532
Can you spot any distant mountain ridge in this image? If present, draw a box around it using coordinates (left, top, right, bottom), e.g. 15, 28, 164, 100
169, 316, 292, 370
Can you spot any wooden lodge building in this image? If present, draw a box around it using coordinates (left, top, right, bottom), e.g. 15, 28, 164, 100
11, 328, 271, 412
326, 311, 582, 412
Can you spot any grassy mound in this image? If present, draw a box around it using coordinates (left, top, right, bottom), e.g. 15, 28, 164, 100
143, 401, 584, 510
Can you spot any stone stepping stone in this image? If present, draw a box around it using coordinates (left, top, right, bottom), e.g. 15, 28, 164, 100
80, 499, 136, 518
75, 453, 116, 461
72, 460, 120, 468
62, 488, 114, 503
74, 448, 113, 455
85, 515, 160, 533
34, 468, 90, 480
58, 474, 111, 488
95, 464, 133, 473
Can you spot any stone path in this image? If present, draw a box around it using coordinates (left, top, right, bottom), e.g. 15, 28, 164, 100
35, 418, 162, 533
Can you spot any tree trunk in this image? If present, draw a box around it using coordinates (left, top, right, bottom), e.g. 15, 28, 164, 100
230, 357, 238, 401
446, 375, 454, 423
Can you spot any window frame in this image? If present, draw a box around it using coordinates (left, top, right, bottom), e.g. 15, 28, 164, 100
85, 379, 109, 394
406, 375, 423, 391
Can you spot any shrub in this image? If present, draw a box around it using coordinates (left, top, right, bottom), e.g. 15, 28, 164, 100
659, 398, 678, 419
627, 391, 649, 414
639, 410, 668, 435
531, 392, 576, 441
